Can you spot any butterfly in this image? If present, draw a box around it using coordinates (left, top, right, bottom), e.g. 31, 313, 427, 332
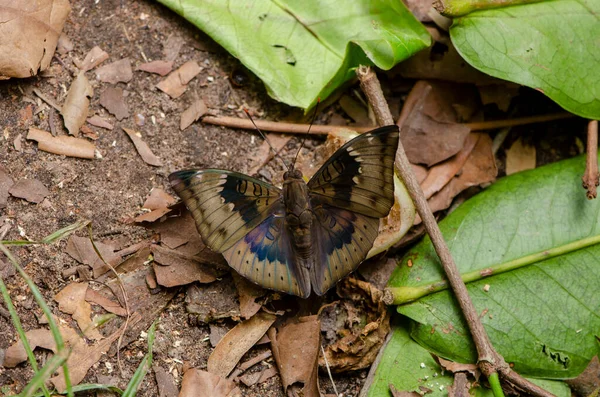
169, 125, 399, 298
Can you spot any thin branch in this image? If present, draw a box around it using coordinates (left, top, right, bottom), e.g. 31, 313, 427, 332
582, 120, 599, 199
356, 66, 554, 397
201, 112, 572, 136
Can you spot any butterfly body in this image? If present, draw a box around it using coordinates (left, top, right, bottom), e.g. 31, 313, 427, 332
170, 125, 400, 298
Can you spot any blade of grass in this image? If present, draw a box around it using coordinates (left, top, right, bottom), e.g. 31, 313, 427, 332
31, 384, 124, 397
121, 321, 157, 397
0, 244, 75, 397
20, 348, 70, 397
0, 219, 90, 246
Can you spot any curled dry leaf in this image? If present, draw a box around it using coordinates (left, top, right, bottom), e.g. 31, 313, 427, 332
0, 0, 71, 79
137, 60, 174, 76
77, 46, 109, 72
151, 244, 217, 287
55, 282, 103, 340
8, 178, 49, 203
61, 72, 94, 135
122, 127, 163, 167
100, 86, 130, 120
27, 127, 95, 159
179, 368, 241, 397
269, 315, 321, 397
87, 115, 114, 130
180, 98, 208, 130
156, 60, 201, 99
0, 167, 15, 208
95, 58, 133, 84
207, 311, 276, 377
506, 137, 536, 175
319, 278, 390, 373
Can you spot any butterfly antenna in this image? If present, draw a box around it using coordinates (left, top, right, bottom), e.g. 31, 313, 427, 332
243, 108, 289, 171
292, 98, 320, 170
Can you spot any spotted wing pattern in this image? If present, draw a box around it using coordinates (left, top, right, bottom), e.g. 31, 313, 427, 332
307, 125, 399, 217
169, 170, 282, 253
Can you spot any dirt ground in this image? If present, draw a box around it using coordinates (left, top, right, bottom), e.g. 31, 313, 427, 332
0, 0, 588, 396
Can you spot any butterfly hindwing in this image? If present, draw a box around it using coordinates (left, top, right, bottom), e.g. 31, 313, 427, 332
307, 125, 399, 217
223, 212, 311, 298
310, 204, 380, 295
169, 170, 282, 253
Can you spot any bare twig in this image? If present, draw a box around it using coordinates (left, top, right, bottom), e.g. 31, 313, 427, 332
356, 66, 554, 397
202, 112, 570, 136
582, 120, 599, 199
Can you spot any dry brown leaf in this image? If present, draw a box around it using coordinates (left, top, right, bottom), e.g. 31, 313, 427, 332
506, 137, 536, 175
320, 278, 390, 372
87, 115, 114, 130
411, 164, 429, 184
56, 33, 73, 55
269, 315, 321, 397
421, 133, 479, 199
232, 273, 265, 320
143, 188, 177, 210
151, 244, 217, 287
186, 278, 241, 323
179, 368, 241, 397
61, 72, 93, 135
85, 288, 127, 316
239, 366, 278, 387
135, 207, 172, 223
65, 235, 121, 278
447, 372, 470, 397
3, 327, 69, 367
27, 127, 96, 159
339, 95, 372, 126
164, 34, 184, 62
477, 83, 520, 112
156, 60, 201, 98
209, 323, 231, 347
55, 282, 103, 340
154, 365, 179, 397
100, 87, 129, 121
180, 98, 208, 130
137, 60, 173, 76
77, 46, 109, 72
0, 166, 15, 208
95, 58, 133, 84
122, 127, 162, 166
207, 311, 276, 377
148, 210, 203, 252
389, 384, 422, 397
0, 0, 71, 79
9, 178, 49, 203
437, 357, 479, 379
248, 133, 292, 175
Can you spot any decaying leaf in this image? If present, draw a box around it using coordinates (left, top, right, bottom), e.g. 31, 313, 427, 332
319, 278, 390, 372
389, 384, 422, 397
269, 315, 321, 397
238, 366, 278, 387
95, 58, 133, 84
122, 127, 162, 167
100, 86, 130, 121
55, 282, 103, 340
143, 188, 177, 210
248, 133, 292, 176
156, 60, 201, 99
65, 235, 121, 278
232, 273, 265, 320
137, 60, 173, 76
506, 137, 536, 175
9, 178, 49, 203
437, 357, 480, 380
179, 368, 241, 397
61, 72, 94, 135
154, 365, 179, 397
27, 127, 96, 159
135, 207, 172, 223
0, 0, 71, 79
0, 166, 15, 208
186, 278, 241, 324
87, 115, 114, 130
180, 98, 208, 130
85, 287, 127, 316
77, 46, 109, 72
151, 244, 218, 287
207, 311, 276, 377
147, 210, 204, 252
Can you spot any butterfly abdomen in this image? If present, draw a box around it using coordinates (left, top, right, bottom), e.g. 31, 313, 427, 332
282, 170, 315, 268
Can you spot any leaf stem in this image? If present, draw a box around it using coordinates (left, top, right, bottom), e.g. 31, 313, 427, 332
582, 120, 599, 199
385, 233, 600, 304
434, 0, 547, 17
488, 372, 505, 397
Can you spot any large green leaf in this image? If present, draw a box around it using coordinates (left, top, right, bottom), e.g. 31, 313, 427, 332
387, 154, 600, 379
365, 319, 571, 397
450, 0, 600, 119
156, 0, 430, 109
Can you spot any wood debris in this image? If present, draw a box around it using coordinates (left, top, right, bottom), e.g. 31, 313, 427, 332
27, 127, 95, 159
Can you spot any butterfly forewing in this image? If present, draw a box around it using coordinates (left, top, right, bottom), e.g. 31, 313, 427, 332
310, 205, 380, 295
307, 126, 399, 218
169, 170, 282, 253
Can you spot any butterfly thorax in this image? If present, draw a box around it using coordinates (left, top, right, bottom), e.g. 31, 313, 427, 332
282, 169, 313, 265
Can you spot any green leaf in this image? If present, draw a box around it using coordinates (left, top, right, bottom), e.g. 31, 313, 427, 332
156, 0, 430, 109
387, 154, 600, 378
450, 0, 600, 119
365, 319, 571, 396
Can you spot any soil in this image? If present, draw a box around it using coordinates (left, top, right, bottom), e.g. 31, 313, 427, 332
0, 0, 587, 396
